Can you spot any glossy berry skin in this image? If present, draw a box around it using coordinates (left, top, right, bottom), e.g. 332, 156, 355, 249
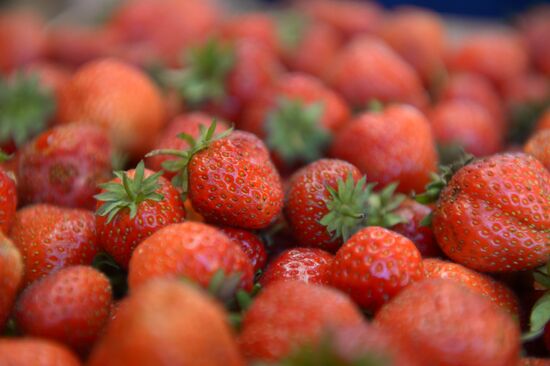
326, 37, 428, 109
189, 131, 284, 230
433, 153, 550, 272
219, 227, 267, 272
525, 130, 550, 171
96, 168, 185, 269
285, 159, 362, 250
0, 167, 16, 234
375, 279, 520, 366
57, 58, 166, 158
15, 266, 112, 353
331, 226, 424, 311
129, 222, 254, 291
17, 123, 113, 210
450, 32, 528, 85
89, 279, 245, 366
260, 248, 334, 287
392, 198, 441, 258
0, 339, 81, 366
146, 113, 228, 179
429, 100, 502, 157
0, 234, 23, 329
238, 281, 364, 362
10, 204, 99, 286
423, 258, 519, 316
331, 105, 437, 194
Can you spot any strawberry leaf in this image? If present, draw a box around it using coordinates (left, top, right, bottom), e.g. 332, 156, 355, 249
526, 291, 550, 339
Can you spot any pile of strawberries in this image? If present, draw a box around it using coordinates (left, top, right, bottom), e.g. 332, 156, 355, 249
0, 0, 549, 365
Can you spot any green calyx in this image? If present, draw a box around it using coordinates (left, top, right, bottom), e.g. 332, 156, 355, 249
0, 149, 12, 163
95, 161, 165, 223
0, 72, 55, 146
146, 121, 233, 198
320, 174, 405, 243
164, 39, 236, 106
522, 261, 550, 342
276, 11, 309, 51
265, 98, 330, 165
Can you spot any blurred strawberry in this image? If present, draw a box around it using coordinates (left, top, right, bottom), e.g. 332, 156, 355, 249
219, 227, 267, 273
537, 107, 550, 131
0, 164, 16, 235
525, 130, 550, 170
0, 339, 81, 366
518, 5, 550, 76
221, 13, 278, 56
0, 234, 23, 330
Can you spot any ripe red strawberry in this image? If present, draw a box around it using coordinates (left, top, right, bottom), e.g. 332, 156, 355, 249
326, 36, 428, 109
0, 10, 46, 74
0, 338, 81, 366
375, 279, 520, 366
525, 130, 550, 171
88, 279, 245, 366
429, 100, 502, 157
298, 0, 382, 39
0, 165, 16, 234
378, 7, 445, 84
219, 227, 267, 273
238, 281, 364, 362
129, 222, 253, 291
391, 198, 442, 257
149, 125, 284, 230
277, 15, 343, 78
240, 73, 350, 166
17, 123, 113, 210
450, 32, 528, 86
10, 204, 99, 286
56, 58, 167, 158
331, 226, 424, 311
221, 13, 279, 56
439, 72, 505, 135
146, 112, 228, 180
284, 159, 405, 250
165, 39, 282, 122
95, 161, 185, 268
330, 104, 438, 193
518, 6, 550, 76
0, 234, 23, 329
502, 73, 549, 109
260, 247, 333, 287
432, 153, 550, 272
423, 258, 519, 315
15, 266, 112, 353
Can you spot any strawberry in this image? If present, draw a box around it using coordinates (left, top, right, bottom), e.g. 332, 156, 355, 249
260, 247, 333, 287
164, 38, 282, 122
330, 104, 438, 194
429, 100, 503, 157
284, 159, 405, 250
95, 161, 185, 268
24, 62, 71, 97
449, 31, 528, 86
374, 279, 520, 366
502, 73, 549, 109
298, 0, 382, 39
525, 130, 550, 171
56, 58, 166, 158
0, 234, 23, 329
146, 112, 228, 179
439, 72, 505, 135
240, 73, 350, 166
537, 108, 550, 131
238, 281, 364, 362
0, 338, 81, 366
88, 279, 245, 366
325, 36, 428, 110
331, 226, 424, 311
431, 153, 550, 272
519, 359, 550, 366
221, 13, 279, 56
391, 198, 442, 257
10, 204, 99, 286
0, 165, 16, 234
423, 258, 519, 315
378, 7, 445, 85
276, 14, 343, 78
219, 227, 267, 273
15, 265, 112, 353
148, 124, 284, 230
128, 222, 253, 291
518, 6, 550, 76
17, 123, 113, 210
108, 0, 220, 67
0, 10, 46, 74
